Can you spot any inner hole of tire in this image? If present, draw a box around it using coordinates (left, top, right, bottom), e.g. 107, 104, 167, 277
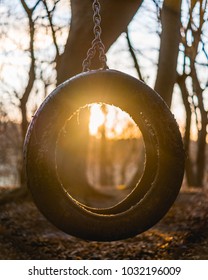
55, 103, 145, 208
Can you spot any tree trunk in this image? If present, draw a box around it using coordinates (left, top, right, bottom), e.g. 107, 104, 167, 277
191, 63, 207, 187
154, 0, 182, 107
177, 74, 197, 186
57, 0, 143, 84
19, 0, 36, 186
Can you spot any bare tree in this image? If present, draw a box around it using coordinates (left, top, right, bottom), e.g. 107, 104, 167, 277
154, 0, 182, 107
126, 0, 207, 187
19, 0, 39, 140
0, 0, 68, 187
177, 0, 208, 186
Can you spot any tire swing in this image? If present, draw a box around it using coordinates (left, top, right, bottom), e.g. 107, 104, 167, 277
24, 0, 185, 241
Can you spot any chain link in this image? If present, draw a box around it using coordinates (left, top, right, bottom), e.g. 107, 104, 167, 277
82, 0, 108, 72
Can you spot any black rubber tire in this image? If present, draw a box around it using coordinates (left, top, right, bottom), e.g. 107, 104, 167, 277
24, 69, 185, 241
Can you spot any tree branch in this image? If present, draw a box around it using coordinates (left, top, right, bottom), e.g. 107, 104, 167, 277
41, 0, 60, 63
126, 29, 144, 82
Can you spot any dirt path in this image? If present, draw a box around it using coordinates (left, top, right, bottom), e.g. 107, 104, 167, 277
0, 188, 208, 260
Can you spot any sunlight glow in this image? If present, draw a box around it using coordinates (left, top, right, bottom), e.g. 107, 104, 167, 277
89, 103, 141, 139
89, 104, 105, 136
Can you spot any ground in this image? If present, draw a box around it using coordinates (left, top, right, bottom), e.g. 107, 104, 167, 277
0, 187, 208, 260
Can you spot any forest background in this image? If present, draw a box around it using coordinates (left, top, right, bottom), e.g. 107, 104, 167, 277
0, 0, 207, 193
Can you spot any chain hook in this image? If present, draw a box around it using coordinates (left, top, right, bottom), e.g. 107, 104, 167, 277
82, 0, 108, 72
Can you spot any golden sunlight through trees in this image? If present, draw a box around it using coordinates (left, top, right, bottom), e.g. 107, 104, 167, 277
89, 103, 142, 139
56, 103, 145, 208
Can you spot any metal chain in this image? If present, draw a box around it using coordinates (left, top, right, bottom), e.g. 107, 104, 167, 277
82, 0, 108, 72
